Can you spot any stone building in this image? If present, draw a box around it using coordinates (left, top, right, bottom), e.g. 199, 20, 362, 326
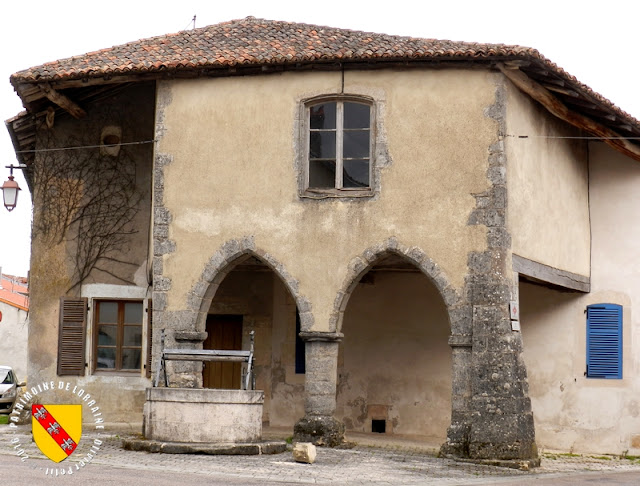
6, 17, 640, 461
0, 272, 29, 382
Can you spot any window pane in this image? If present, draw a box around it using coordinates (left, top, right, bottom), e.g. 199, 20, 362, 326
309, 160, 336, 188
124, 302, 143, 324
122, 348, 141, 370
344, 130, 370, 158
97, 348, 116, 369
343, 160, 370, 188
98, 325, 117, 345
344, 102, 370, 129
123, 325, 142, 346
310, 103, 336, 129
309, 131, 336, 159
98, 302, 117, 324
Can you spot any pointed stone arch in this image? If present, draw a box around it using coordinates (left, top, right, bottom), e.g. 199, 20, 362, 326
330, 237, 463, 334
187, 236, 314, 334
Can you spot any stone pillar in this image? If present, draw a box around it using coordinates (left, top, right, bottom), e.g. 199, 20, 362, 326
440, 334, 473, 457
293, 332, 345, 447
468, 302, 537, 462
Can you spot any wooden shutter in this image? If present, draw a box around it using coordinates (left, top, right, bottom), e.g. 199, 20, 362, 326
586, 304, 622, 379
146, 299, 153, 378
57, 297, 88, 376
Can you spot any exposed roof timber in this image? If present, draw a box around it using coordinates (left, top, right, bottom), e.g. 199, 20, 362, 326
499, 64, 640, 162
564, 98, 599, 110
544, 85, 580, 97
38, 83, 86, 119
513, 254, 589, 293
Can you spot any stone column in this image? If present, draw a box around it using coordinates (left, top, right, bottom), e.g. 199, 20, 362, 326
468, 302, 537, 462
440, 334, 473, 457
293, 332, 345, 447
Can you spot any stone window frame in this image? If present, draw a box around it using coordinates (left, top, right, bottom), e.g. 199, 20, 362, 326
299, 94, 377, 198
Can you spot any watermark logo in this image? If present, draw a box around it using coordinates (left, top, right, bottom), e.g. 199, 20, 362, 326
32, 404, 81, 462
7, 381, 105, 477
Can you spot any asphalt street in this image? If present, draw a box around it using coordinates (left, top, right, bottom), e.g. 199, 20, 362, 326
3, 425, 640, 485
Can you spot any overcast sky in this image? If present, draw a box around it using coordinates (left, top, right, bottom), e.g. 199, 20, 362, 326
1, 0, 639, 277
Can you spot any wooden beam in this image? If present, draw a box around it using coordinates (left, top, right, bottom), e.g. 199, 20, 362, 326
37, 83, 86, 119
498, 64, 640, 162
513, 254, 590, 292
544, 85, 580, 97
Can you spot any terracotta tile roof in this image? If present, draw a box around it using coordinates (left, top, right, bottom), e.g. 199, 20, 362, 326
0, 275, 28, 311
9, 17, 545, 83
8, 17, 640, 132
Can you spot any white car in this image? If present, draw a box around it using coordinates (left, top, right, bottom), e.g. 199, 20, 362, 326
0, 366, 25, 414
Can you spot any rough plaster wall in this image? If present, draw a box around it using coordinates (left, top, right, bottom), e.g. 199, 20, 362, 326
505, 82, 590, 276
157, 68, 493, 330
269, 274, 305, 427
27, 83, 155, 428
587, 142, 640, 453
0, 303, 28, 381
40, 83, 155, 288
208, 270, 303, 426
336, 271, 451, 440
521, 143, 640, 454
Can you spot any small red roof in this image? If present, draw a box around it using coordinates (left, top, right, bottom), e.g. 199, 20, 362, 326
0, 275, 29, 311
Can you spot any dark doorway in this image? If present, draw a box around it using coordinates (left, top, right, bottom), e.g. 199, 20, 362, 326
203, 314, 243, 389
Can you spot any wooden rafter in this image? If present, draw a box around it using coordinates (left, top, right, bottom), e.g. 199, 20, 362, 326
38, 83, 86, 119
498, 64, 640, 162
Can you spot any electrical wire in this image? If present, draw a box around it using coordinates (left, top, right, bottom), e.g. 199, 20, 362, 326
505, 134, 640, 140
14, 139, 157, 154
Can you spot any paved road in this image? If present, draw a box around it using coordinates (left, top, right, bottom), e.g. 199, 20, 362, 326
3, 426, 640, 484
3, 454, 640, 485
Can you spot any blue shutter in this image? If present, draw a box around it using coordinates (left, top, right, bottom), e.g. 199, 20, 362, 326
586, 304, 622, 379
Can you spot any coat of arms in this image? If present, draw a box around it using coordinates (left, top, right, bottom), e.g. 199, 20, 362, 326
32, 404, 82, 463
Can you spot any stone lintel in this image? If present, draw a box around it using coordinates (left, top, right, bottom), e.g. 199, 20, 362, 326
512, 254, 590, 292
146, 387, 264, 404
299, 331, 344, 342
449, 334, 472, 347
174, 331, 208, 342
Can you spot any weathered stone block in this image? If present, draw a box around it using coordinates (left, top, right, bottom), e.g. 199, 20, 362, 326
154, 207, 171, 225
144, 388, 264, 443
293, 416, 344, 447
293, 442, 317, 464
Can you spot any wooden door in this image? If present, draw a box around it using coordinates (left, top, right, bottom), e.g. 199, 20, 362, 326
203, 315, 243, 389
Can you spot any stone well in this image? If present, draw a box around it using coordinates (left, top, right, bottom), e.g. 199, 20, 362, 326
143, 387, 264, 443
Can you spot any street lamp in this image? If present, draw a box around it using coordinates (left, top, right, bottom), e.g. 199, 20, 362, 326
1, 165, 22, 212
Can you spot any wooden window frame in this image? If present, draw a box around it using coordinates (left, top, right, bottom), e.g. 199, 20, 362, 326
93, 299, 144, 373
302, 95, 375, 198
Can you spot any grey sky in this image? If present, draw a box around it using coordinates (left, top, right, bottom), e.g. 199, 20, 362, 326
1, 0, 638, 276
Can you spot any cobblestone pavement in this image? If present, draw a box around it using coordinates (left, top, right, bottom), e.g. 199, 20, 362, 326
3, 425, 640, 484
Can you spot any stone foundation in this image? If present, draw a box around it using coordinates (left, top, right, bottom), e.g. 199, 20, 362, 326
143, 388, 263, 443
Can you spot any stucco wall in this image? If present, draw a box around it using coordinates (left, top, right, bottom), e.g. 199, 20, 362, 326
157, 69, 497, 331
505, 83, 590, 277
27, 83, 155, 428
336, 271, 451, 440
0, 302, 28, 382
521, 143, 640, 454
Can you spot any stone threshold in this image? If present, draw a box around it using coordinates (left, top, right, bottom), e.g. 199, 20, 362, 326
123, 438, 287, 455
440, 454, 541, 471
